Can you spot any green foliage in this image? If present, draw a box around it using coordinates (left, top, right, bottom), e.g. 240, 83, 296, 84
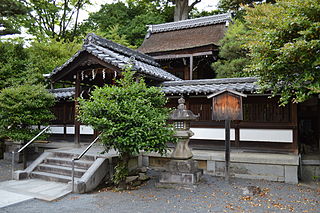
0, 40, 28, 90
244, 0, 320, 104
92, 25, 137, 49
0, 39, 80, 90
0, 84, 55, 141
81, 1, 173, 46
22, 0, 90, 41
212, 20, 252, 78
0, 0, 28, 35
78, 68, 176, 184
27, 39, 81, 75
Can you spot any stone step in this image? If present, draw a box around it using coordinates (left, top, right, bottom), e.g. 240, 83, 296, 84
36, 164, 86, 178
30, 171, 78, 183
51, 151, 96, 162
44, 157, 93, 170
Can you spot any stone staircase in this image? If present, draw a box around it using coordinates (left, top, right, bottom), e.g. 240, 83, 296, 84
14, 149, 112, 193
30, 151, 95, 184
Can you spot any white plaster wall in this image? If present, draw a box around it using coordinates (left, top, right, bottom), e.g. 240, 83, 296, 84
66, 125, 94, 135
191, 128, 235, 140
240, 129, 293, 143
48, 126, 64, 134
80, 125, 94, 134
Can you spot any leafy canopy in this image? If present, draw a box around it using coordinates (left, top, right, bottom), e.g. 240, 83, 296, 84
81, 0, 174, 46
212, 20, 251, 78
0, 84, 55, 141
78, 68, 176, 158
244, 0, 320, 104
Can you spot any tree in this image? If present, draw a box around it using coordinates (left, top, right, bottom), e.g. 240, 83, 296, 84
0, 40, 29, 90
0, 84, 55, 142
80, 0, 173, 46
170, 0, 202, 21
78, 69, 176, 187
244, 0, 320, 104
218, 0, 276, 18
0, 38, 80, 90
0, 0, 28, 35
212, 20, 251, 78
22, 0, 90, 41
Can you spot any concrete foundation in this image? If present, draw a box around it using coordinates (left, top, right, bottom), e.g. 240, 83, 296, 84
144, 150, 299, 184
160, 159, 202, 184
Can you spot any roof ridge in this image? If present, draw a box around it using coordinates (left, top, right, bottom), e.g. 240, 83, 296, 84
147, 13, 231, 34
162, 77, 257, 86
84, 33, 159, 67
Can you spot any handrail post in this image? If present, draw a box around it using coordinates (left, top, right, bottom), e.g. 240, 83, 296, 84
72, 159, 75, 192
12, 151, 15, 180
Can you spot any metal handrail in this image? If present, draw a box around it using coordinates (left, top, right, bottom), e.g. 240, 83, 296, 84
12, 126, 50, 179
71, 135, 100, 192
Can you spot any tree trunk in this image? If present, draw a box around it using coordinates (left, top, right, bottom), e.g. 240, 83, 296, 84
173, 0, 201, 21
174, 0, 189, 21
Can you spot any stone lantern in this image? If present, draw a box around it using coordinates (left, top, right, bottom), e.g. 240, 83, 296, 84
159, 97, 202, 185
169, 97, 198, 159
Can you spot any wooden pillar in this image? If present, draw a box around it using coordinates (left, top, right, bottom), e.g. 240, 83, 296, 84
225, 119, 231, 182
63, 103, 67, 138
291, 103, 298, 154
234, 121, 240, 148
74, 72, 81, 147
189, 55, 193, 80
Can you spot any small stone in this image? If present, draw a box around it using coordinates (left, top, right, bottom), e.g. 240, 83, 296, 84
131, 180, 142, 187
126, 175, 139, 183
242, 186, 261, 196
138, 173, 150, 181
140, 167, 148, 173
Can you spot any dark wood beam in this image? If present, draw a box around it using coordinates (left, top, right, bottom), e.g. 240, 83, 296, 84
74, 71, 81, 147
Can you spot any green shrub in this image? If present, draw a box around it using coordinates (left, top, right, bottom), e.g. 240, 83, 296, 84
78, 68, 176, 186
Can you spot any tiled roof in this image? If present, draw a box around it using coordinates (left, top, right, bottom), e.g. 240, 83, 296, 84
161, 77, 258, 95
138, 13, 231, 54
49, 78, 258, 99
147, 13, 232, 33
49, 87, 75, 100
50, 33, 181, 82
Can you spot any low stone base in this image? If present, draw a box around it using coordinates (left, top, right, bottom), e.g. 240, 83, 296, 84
159, 159, 202, 185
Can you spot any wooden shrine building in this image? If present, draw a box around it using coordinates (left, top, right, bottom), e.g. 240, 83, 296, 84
41, 13, 320, 183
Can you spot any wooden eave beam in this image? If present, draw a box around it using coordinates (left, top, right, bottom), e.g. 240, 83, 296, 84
153, 51, 213, 60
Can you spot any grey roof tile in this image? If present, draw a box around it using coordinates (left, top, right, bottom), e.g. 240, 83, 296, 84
161, 77, 258, 95
49, 87, 75, 100
148, 13, 231, 34
50, 33, 181, 82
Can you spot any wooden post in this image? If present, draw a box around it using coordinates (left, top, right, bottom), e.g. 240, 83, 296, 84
225, 119, 230, 182
189, 55, 193, 80
74, 72, 80, 147
291, 103, 298, 154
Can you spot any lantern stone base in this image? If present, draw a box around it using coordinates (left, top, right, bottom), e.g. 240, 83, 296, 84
159, 159, 202, 185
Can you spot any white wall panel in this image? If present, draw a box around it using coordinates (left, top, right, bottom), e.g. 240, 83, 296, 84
240, 129, 293, 143
191, 128, 235, 140
80, 125, 94, 135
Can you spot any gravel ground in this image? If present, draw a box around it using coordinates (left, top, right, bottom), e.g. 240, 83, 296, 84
1, 167, 319, 213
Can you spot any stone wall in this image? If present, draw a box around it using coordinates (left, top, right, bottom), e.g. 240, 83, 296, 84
143, 150, 299, 184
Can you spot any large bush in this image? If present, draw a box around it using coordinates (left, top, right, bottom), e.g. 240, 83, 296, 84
78, 69, 176, 185
0, 84, 55, 142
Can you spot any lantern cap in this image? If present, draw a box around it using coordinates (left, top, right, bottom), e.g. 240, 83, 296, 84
207, 89, 247, 99
170, 97, 199, 121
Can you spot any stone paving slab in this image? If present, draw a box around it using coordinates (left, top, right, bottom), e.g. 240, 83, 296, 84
0, 190, 33, 208
0, 179, 71, 202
